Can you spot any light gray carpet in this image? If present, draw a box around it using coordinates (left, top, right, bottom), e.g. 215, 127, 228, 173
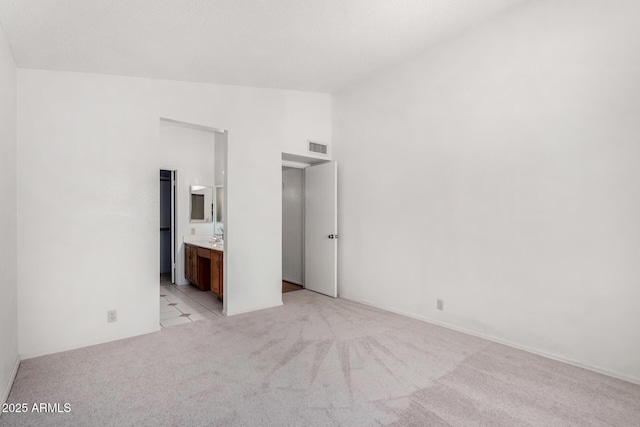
2, 290, 639, 426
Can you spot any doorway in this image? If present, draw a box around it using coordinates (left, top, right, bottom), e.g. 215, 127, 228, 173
158, 118, 228, 322
282, 154, 338, 298
282, 166, 304, 293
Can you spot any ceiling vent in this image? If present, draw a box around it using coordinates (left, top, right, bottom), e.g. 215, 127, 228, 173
308, 140, 328, 156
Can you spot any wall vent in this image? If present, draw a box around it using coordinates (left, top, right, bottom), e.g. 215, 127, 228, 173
308, 140, 328, 155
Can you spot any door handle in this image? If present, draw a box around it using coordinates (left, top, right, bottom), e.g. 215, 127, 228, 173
328, 234, 339, 239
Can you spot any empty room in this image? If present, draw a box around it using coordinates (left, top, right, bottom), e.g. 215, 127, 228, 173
1, 0, 639, 425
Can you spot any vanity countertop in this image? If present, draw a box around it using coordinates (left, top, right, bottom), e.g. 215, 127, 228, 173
185, 241, 224, 252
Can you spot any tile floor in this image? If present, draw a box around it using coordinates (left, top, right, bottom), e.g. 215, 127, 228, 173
159, 275, 304, 329
159, 274, 223, 328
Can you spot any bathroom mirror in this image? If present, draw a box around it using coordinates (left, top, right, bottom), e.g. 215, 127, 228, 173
190, 185, 214, 222
215, 185, 224, 223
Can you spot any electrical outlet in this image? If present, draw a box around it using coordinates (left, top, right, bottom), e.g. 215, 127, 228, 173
437, 299, 444, 311
107, 310, 117, 323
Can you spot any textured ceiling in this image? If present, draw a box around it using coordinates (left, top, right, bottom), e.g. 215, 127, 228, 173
0, 0, 527, 92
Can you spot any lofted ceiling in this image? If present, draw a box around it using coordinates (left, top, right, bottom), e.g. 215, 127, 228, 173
0, 0, 527, 93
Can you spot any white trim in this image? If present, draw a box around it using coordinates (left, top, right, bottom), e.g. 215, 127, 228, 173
159, 117, 226, 134
171, 170, 177, 284
339, 293, 640, 386
1, 355, 20, 405
223, 301, 283, 316
19, 326, 160, 360
282, 160, 310, 169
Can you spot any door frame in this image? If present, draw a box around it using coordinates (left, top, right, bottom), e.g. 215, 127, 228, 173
282, 163, 306, 288
170, 170, 177, 283
281, 154, 336, 297
160, 168, 178, 284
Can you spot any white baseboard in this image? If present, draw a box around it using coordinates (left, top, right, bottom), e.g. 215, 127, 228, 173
1, 355, 20, 405
224, 300, 283, 316
339, 293, 640, 386
20, 325, 161, 361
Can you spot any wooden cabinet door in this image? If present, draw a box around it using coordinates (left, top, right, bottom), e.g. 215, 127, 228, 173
185, 244, 197, 283
211, 251, 221, 296
184, 245, 192, 282
191, 247, 198, 283
189, 246, 196, 283
219, 252, 224, 298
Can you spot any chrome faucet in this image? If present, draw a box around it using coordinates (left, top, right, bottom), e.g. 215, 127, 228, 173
212, 224, 224, 242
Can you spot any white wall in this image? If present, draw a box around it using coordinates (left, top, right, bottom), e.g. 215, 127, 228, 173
214, 131, 227, 239
17, 69, 331, 357
158, 122, 216, 285
282, 90, 332, 159
334, 0, 640, 383
214, 133, 225, 187
282, 167, 304, 285
0, 23, 18, 403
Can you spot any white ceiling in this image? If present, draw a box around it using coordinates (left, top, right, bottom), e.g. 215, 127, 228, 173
0, 0, 527, 93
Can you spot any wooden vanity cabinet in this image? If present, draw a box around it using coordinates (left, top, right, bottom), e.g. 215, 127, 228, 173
210, 250, 223, 298
196, 248, 211, 291
184, 243, 223, 298
185, 244, 197, 283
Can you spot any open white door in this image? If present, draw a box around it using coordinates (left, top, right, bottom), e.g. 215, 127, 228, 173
305, 161, 337, 297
